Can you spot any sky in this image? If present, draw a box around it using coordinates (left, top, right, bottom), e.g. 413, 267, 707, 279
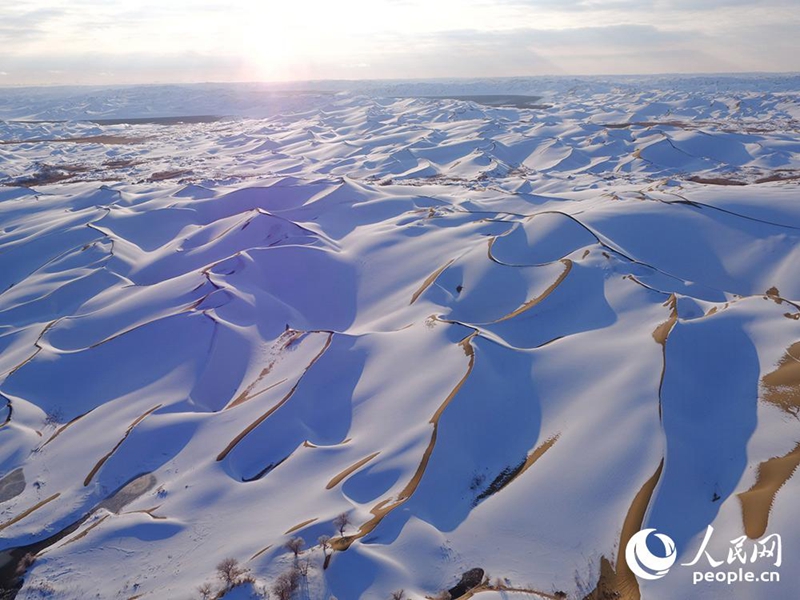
0, 0, 798, 85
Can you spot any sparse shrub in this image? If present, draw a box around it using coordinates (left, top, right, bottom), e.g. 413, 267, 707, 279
319, 533, 333, 569
390, 590, 405, 600
284, 536, 305, 558
333, 512, 351, 537
272, 566, 301, 600
473, 458, 527, 506
318, 534, 331, 556
216, 557, 248, 588
554, 592, 568, 599
469, 473, 485, 491
297, 558, 310, 578
43, 409, 62, 428
197, 582, 215, 600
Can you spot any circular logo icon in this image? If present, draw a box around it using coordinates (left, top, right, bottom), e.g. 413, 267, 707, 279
625, 528, 677, 580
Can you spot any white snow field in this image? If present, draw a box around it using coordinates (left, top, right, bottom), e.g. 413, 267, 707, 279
0, 75, 799, 600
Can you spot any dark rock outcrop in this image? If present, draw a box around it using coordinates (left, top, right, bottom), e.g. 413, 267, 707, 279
448, 568, 485, 599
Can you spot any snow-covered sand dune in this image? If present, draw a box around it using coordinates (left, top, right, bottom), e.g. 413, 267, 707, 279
0, 76, 799, 599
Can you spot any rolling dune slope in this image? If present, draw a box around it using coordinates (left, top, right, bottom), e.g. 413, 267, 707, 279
0, 76, 799, 600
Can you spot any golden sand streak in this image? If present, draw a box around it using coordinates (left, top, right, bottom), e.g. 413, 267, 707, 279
410, 259, 455, 304
61, 514, 110, 546
250, 544, 273, 561
217, 333, 333, 461
226, 331, 306, 410
653, 294, 678, 421
326, 452, 381, 490
84, 404, 162, 487
493, 259, 572, 323
586, 298, 674, 599
652, 295, 678, 347
333, 334, 476, 552
738, 443, 800, 540
284, 518, 318, 535
761, 342, 800, 417
0, 493, 60, 532
41, 408, 96, 448
584, 462, 664, 600
508, 435, 559, 486
227, 378, 288, 410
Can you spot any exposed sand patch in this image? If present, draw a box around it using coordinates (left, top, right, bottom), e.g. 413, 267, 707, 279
242, 454, 292, 483
0, 474, 155, 593
217, 333, 334, 461
585, 300, 671, 600
585, 461, 664, 600
474, 435, 559, 505
249, 544, 272, 561
60, 514, 111, 547
103, 158, 141, 169
411, 259, 456, 304
333, 334, 476, 552
284, 518, 318, 535
227, 378, 288, 410
7, 164, 93, 187
0, 493, 60, 533
148, 169, 193, 182
88, 115, 222, 126
41, 408, 96, 448
326, 452, 380, 490
493, 259, 572, 323
652, 295, 678, 346
755, 172, 800, 184
687, 176, 747, 186
738, 442, 800, 539
84, 404, 162, 486
124, 505, 166, 520
226, 330, 305, 409
761, 342, 800, 417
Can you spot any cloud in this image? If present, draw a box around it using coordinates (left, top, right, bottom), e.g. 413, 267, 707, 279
0, 52, 246, 85
498, 0, 791, 8
0, 0, 796, 84
0, 7, 70, 44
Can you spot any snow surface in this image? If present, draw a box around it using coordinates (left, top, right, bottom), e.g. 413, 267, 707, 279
0, 75, 799, 600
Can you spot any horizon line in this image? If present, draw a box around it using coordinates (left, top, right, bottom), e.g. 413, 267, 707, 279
1, 70, 799, 91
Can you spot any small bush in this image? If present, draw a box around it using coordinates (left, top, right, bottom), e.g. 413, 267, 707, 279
197, 582, 215, 600
272, 566, 301, 600
318, 535, 331, 554
333, 512, 351, 537
284, 536, 305, 558
216, 557, 248, 588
